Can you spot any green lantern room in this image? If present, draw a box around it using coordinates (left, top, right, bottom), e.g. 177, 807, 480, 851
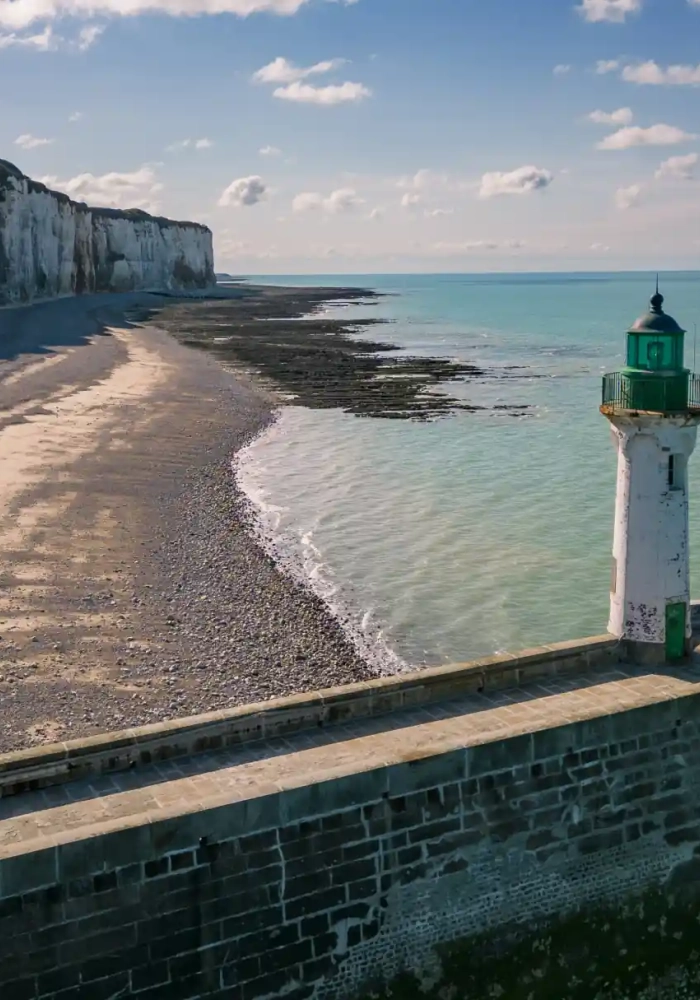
602, 287, 700, 415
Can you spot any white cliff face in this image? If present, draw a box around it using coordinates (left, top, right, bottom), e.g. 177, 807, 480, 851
0, 159, 215, 305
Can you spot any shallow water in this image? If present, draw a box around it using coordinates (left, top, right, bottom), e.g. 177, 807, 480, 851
236, 271, 700, 670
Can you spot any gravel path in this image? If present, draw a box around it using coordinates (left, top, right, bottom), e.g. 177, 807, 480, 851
0, 290, 375, 753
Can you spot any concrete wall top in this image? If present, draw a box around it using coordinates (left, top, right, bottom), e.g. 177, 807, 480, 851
0, 635, 619, 798
1, 656, 700, 897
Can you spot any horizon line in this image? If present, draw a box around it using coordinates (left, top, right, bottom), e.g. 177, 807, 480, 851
223, 267, 700, 278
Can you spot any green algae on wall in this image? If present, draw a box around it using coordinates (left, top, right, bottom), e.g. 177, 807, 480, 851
356, 887, 700, 1000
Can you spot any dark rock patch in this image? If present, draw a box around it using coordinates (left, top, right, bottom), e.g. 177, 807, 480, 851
142, 285, 531, 421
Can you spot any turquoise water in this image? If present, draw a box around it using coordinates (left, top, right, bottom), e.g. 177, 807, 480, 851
236, 272, 700, 671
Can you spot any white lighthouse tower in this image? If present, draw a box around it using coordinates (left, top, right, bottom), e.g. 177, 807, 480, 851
602, 285, 700, 665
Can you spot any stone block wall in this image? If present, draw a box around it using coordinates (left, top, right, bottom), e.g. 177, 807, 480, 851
2, 692, 700, 999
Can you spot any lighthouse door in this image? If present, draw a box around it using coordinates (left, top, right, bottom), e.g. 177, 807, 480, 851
666, 602, 687, 661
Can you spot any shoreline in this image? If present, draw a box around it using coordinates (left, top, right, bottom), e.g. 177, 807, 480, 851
0, 285, 383, 753
233, 410, 412, 677
0, 276, 522, 753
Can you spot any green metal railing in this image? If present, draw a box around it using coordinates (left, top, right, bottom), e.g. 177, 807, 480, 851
602, 371, 700, 414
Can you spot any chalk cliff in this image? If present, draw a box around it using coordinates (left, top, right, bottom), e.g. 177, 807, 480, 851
0, 159, 215, 305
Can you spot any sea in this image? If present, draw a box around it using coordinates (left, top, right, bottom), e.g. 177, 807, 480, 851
235, 271, 700, 674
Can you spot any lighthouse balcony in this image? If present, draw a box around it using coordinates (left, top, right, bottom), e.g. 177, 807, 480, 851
601, 371, 700, 416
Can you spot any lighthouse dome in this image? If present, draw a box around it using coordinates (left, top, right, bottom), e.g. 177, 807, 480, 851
629, 291, 685, 335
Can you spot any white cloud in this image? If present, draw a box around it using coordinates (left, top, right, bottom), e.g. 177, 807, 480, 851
253, 55, 370, 105
252, 56, 345, 84
218, 175, 267, 207
400, 192, 422, 209
166, 137, 213, 151
478, 165, 553, 199
425, 208, 453, 217
292, 193, 324, 212
37, 165, 164, 211
259, 145, 282, 156
0, 0, 319, 31
553, 64, 571, 76
615, 183, 643, 209
587, 107, 633, 126
398, 168, 445, 192
77, 23, 102, 48
367, 207, 384, 220
598, 123, 696, 150
621, 60, 700, 86
595, 59, 620, 74
68, 110, 83, 121
430, 239, 525, 255
292, 187, 363, 213
655, 153, 699, 180
14, 133, 54, 149
577, 0, 642, 22
433, 241, 498, 253
0, 23, 54, 47
0, 21, 101, 48
590, 242, 610, 251
325, 188, 363, 212
272, 81, 371, 104
397, 168, 466, 206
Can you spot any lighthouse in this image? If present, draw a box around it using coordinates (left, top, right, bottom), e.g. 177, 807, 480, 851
601, 285, 700, 665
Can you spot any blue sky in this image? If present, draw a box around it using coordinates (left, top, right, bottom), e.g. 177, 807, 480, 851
2, 0, 700, 273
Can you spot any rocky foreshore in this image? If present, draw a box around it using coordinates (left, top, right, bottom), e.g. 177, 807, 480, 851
145, 283, 531, 420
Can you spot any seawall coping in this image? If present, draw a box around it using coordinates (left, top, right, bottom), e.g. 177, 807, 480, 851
1, 660, 700, 895
0, 634, 619, 797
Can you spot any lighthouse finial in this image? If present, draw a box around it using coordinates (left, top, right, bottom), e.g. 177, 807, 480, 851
651, 274, 664, 313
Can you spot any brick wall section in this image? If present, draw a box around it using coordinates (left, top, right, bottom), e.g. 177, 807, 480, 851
0, 634, 618, 799
2, 692, 700, 999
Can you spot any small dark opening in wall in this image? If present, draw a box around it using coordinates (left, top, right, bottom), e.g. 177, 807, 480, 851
668, 454, 686, 491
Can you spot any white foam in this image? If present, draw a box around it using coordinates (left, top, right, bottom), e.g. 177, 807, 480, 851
234, 411, 410, 676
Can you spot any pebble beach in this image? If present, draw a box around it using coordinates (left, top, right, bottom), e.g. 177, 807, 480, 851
0, 287, 379, 752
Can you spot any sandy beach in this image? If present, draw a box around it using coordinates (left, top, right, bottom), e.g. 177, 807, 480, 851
0, 288, 378, 752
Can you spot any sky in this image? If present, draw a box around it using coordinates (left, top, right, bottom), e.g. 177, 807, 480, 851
2, 0, 700, 274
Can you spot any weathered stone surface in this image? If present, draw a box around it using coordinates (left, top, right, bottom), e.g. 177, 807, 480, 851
0, 633, 619, 799
2, 664, 700, 997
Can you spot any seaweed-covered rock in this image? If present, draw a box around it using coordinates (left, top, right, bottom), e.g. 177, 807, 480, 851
147, 287, 532, 421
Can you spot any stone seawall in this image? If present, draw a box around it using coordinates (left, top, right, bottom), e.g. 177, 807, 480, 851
0, 634, 619, 799
3, 643, 700, 999
0, 159, 215, 304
